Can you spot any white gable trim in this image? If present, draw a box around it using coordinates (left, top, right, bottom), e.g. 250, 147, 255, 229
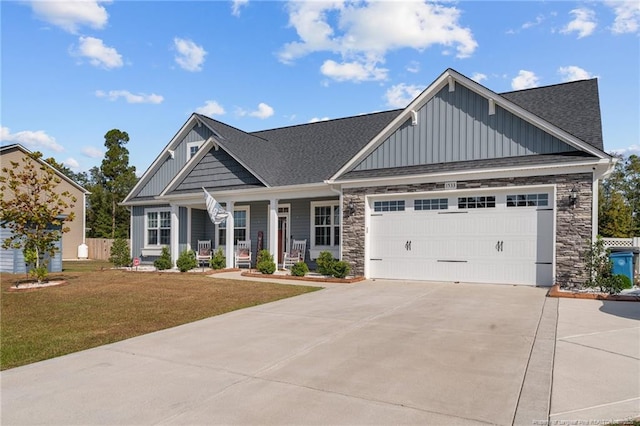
332, 157, 612, 189
123, 114, 203, 204
330, 68, 609, 181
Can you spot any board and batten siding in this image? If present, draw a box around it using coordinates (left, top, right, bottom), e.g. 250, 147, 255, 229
354, 84, 577, 171
173, 147, 263, 193
135, 126, 215, 198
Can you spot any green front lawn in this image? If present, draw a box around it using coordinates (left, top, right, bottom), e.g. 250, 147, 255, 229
1, 262, 319, 370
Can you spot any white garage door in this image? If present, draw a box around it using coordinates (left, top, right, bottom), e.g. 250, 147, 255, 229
368, 189, 554, 286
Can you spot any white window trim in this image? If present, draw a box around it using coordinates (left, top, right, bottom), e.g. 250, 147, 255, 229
143, 207, 172, 252
186, 140, 204, 159
309, 201, 340, 259
216, 205, 250, 250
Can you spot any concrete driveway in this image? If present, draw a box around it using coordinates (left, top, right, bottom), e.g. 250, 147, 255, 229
2, 280, 554, 425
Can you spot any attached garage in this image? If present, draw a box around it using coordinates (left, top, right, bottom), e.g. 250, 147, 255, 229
366, 187, 554, 286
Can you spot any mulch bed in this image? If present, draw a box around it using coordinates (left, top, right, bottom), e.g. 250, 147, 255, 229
241, 271, 365, 284
548, 284, 640, 302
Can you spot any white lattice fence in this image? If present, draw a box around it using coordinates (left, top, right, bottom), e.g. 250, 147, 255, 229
603, 237, 640, 277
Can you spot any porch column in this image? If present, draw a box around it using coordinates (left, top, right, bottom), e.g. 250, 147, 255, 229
186, 206, 192, 251
225, 201, 235, 269
269, 198, 279, 266
170, 204, 179, 268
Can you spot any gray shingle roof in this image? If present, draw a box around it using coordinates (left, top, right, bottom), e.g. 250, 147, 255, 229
198, 110, 402, 186
500, 79, 603, 151
193, 77, 604, 187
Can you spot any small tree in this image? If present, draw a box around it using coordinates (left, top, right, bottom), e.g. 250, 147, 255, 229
154, 247, 172, 270
109, 238, 131, 267
584, 236, 627, 294
0, 152, 76, 282
210, 248, 226, 270
256, 250, 276, 274
176, 250, 197, 272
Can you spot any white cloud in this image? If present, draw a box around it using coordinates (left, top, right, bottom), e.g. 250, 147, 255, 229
522, 14, 545, 30
63, 157, 80, 170
406, 61, 420, 73
195, 100, 225, 116
606, 0, 640, 34
74, 36, 123, 69
236, 103, 275, 119
248, 103, 275, 119
471, 72, 488, 83
557, 66, 594, 82
82, 146, 103, 158
561, 8, 597, 38
173, 37, 206, 72
511, 70, 540, 90
279, 1, 477, 82
610, 144, 640, 156
231, 0, 249, 17
0, 126, 64, 152
28, 0, 110, 34
95, 90, 163, 104
384, 83, 425, 108
320, 59, 388, 82
309, 117, 330, 123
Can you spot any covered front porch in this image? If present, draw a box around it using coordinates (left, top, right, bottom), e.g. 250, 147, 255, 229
131, 186, 342, 270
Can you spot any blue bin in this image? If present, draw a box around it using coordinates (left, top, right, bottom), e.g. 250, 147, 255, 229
610, 251, 634, 284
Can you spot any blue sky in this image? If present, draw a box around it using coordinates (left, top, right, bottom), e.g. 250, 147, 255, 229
2, 0, 639, 175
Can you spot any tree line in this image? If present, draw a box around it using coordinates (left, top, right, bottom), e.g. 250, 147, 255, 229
598, 154, 639, 237
45, 129, 137, 239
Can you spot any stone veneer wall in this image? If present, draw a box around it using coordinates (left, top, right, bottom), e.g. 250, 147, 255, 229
342, 173, 593, 288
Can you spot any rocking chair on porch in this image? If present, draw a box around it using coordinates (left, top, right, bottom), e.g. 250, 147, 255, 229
195, 240, 212, 270
283, 239, 307, 269
235, 240, 252, 269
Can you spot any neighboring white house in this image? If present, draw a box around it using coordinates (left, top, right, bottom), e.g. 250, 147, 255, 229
122, 68, 615, 288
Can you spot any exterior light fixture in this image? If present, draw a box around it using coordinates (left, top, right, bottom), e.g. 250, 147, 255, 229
570, 186, 579, 207
347, 200, 356, 217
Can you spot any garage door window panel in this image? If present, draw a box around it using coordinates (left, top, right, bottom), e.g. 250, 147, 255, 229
507, 194, 549, 207
373, 200, 405, 212
415, 198, 448, 210
458, 196, 495, 209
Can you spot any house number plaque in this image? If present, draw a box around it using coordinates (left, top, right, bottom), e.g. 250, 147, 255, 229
444, 181, 457, 190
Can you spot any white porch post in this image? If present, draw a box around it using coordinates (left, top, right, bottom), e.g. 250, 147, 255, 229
269, 198, 279, 267
170, 204, 179, 268
225, 201, 235, 269
186, 206, 192, 251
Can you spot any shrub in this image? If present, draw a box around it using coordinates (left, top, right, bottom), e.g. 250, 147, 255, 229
332, 260, 350, 278
291, 262, 309, 277
154, 247, 172, 270
316, 251, 335, 276
615, 274, 633, 290
584, 236, 630, 294
176, 250, 197, 272
256, 250, 276, 274
109, 238, 131, 267
210, 248, 226, 270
